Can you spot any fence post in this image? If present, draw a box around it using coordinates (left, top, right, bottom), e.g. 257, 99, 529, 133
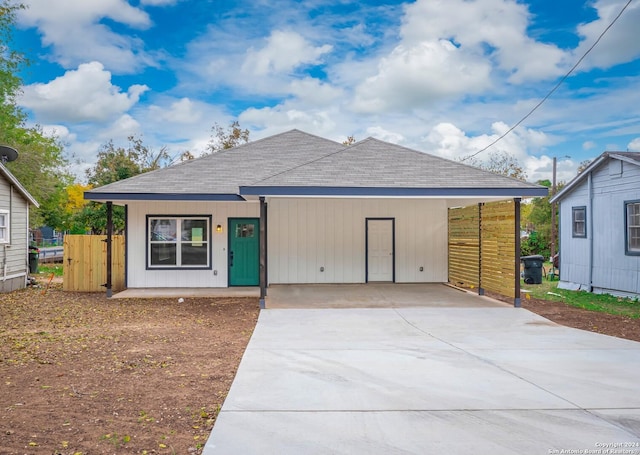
106, 201, 113, 298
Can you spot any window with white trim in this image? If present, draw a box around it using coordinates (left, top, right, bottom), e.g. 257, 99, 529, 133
572, 206, 586, 238
626, 201, 640, 255
0, 210, 9, 243
147, 216, 211, 268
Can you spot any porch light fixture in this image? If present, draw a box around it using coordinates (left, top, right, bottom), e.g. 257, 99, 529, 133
216, 224, 222, 233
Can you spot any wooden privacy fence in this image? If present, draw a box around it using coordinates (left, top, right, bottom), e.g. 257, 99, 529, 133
448, 200, 517, 298
63, 235, 125, 292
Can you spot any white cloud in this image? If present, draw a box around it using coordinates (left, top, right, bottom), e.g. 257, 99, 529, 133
574, 0, 640, 70
353, 40, 492, 113
242, 30, 332, 76
20, 62, 148, 123
241, 105, 338, 138
289, 78, 344, 106
97, 114, 142, 141
18, 0, 156, 73
582, 141, 597, 150
349, 0, 568, 114
148, 98, 204, 125
366, 127, 405, 144
628, 137, 640, 152
423, 121, 558, 181
400, 0, 567, 82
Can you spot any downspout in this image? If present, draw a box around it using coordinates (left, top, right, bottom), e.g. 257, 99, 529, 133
478, 203, 484, 296
588, 173, 594, 292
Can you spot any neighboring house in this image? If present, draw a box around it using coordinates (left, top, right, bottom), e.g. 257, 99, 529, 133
550, 151, 640, 298
85, 129, 546, 302
0, 161, 40, 293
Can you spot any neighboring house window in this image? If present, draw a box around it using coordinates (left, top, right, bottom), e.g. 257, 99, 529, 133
147, 216, 211, 268
0, 210, 9, 243
572, 206, 586, 238
626, 201, 640, 255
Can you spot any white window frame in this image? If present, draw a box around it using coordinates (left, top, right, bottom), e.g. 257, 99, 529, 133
147, 215, 211, 269
625, 201, 640, 256
0, 210, 9, 244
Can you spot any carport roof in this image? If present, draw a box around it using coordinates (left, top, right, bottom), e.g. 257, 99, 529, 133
85, 129, 548, 201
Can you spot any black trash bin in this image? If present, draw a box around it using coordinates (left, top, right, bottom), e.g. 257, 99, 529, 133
28, 246, 39, 274
521, 254, 544, 284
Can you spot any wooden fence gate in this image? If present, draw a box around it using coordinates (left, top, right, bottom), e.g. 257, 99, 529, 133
63, 235, 125, 292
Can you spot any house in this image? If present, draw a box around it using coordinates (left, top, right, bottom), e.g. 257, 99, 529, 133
550, 151, 640, 298
85, 129, 547, 305
0, 158, 40, 293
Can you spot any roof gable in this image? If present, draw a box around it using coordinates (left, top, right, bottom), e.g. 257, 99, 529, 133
0, 162, 39, 207
550, 151, 640, 203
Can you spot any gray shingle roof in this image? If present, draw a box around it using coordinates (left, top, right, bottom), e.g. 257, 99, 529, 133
252, 137, 539, 189
86, 129, 546, 200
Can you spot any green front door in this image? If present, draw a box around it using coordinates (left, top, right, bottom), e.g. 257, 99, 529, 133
228, 218, 260, 286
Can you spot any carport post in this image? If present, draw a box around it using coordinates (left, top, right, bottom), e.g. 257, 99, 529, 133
105, 201, 113, 298
514, 197, 521, 308
259, 196, 267, 309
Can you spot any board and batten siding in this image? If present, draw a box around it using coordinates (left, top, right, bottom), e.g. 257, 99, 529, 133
126, 201, 259, 288
267, 198, 448, 284
0, 177, 30, 292
560, 159, 640, 296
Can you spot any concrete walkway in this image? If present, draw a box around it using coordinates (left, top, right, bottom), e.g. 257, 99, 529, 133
204, 293, 640, 454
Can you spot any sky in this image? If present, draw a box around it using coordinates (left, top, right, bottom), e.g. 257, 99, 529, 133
11, 0, 640, 184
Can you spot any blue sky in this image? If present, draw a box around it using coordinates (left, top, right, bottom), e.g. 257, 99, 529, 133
12, 0, 640, 183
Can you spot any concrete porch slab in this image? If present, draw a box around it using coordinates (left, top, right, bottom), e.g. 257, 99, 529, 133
265, 283, 505, 308
111, 287, 259, 299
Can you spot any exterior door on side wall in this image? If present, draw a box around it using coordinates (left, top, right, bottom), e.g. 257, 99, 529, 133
367, 218, 394, 282
228, 218, 260, 286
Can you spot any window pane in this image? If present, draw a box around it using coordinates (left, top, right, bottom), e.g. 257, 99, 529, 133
0, 227, 5, 241
236, 224, 254, 238
150, 243, 176, 265
629, 203, 640, 252
181, 243, 208, 265
0, 214, 5, 227
181, 219, 208, 241
151, 219, 177, 241
630, 228, 640, 250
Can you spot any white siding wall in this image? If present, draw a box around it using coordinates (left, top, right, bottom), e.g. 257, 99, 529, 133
559, 160, 640, 295
267, 198, 448, 284
127, 201, 259, 288
0, 178, 30, 291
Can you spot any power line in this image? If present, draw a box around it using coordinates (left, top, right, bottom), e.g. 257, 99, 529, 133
461, 0, 634, 162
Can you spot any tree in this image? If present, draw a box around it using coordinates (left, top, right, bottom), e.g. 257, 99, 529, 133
343, 135, 356, 146
1, 1, 70, 227
465, 150, 528, 181
75, 137, 169, 233
207, 121, 250, 153
520, 179, 563, 258
577, 159, 592, 175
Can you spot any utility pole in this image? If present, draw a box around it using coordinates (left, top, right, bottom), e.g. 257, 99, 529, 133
550, 157, 557, 261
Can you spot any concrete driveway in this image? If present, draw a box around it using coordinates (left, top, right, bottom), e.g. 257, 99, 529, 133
204, 286, 640, 454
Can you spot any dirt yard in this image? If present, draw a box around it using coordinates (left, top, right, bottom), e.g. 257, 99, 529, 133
1, 283, 639, 455
0, 285, 259, 454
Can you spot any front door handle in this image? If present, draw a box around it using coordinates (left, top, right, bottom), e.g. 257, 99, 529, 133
229, 251, 234, 267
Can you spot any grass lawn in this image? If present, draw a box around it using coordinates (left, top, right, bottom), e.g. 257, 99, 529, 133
521, 276, 640, 319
